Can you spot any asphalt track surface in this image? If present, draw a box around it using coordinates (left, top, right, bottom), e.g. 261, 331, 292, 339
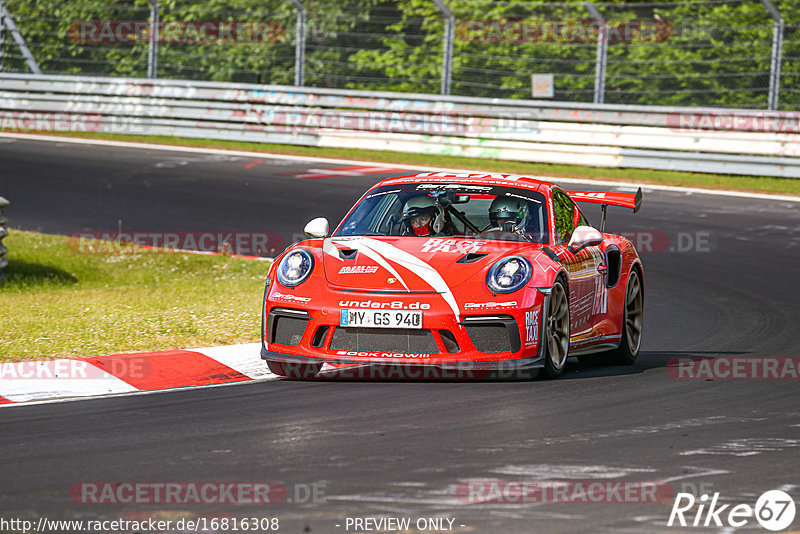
1, 137, 799, 533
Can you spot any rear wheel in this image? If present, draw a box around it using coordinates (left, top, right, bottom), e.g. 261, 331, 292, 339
610, 269, 643, 364
266, 360, 322, 379
543, 280, 570, 378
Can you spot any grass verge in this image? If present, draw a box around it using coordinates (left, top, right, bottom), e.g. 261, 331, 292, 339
7, 130, 800, 196
0, 230, 268, 362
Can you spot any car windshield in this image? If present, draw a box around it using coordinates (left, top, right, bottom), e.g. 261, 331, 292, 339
334, 183, 549, 243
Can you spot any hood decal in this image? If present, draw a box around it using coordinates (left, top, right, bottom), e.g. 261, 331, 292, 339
324, 237, 461, 321
325, 238, 411, 292
358, 238, 460, 321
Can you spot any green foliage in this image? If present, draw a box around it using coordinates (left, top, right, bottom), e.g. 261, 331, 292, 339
3, 0, 800, 108
601, 1, 774, 107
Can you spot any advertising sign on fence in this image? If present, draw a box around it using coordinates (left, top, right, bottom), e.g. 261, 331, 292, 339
532, 74, 554, 98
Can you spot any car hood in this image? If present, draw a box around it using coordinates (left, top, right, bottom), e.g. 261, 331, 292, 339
322, 236, 541, 292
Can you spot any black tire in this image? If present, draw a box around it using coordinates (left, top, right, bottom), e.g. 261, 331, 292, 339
610, 268, 643, 365
543, 280, 570, 378
266, 360, 322, 379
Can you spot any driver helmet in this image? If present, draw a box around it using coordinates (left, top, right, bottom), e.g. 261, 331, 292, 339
402, 195, 438, 236
489, 196, 528, 231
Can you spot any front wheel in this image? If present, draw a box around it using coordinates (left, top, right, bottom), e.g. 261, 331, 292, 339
610, 269, 643, 364
266, 360, 322, 379
543, 280, 570, 378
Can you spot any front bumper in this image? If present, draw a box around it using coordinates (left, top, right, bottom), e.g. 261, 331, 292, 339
260, 345, 545, 371
260, 286, 550, 370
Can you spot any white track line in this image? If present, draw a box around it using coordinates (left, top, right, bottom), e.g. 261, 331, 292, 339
0, 377, 279, 409
3, 132, 799, 203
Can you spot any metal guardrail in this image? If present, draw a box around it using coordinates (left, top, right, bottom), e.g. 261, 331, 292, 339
0, 196, 9, 282
1, 73, 800, 177
0, 0, 795, 110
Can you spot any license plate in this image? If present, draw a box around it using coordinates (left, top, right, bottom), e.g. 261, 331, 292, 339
340, 309, 423, 329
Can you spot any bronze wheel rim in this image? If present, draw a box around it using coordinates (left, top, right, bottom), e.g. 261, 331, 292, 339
625, 272, 643, 354
547, 284, 570, 369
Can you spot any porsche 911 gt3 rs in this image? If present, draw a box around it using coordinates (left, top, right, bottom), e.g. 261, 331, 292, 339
261, 172, 644, 379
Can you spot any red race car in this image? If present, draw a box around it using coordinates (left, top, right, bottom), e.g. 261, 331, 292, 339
261, 172, 643, 379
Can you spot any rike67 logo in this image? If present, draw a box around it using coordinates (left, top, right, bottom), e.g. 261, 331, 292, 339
668, 490, 795, 531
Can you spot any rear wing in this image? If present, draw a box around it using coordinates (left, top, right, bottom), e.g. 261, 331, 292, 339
567, 188, 642, 232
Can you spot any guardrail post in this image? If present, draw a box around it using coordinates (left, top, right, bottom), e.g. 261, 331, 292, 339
0, 0, 6, 73
761, 0, 783, 110
0, 3, 4, 73
147, 0, 159, 79
289, 0, 306, 86
0, 197, 9, 283
0, 0, 41, 74
583, 1, 607, 105
432, 0, 454, 95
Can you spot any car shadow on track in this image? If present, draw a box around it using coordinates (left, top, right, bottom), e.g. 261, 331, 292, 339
302, 350, 752, 383
556, 350, 751, 381
313, 364, 539, 383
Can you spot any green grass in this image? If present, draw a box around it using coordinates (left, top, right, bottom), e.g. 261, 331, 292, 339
0, 230, 269, 362
12, 130, 800, 196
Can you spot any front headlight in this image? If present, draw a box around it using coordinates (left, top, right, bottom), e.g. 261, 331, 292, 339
276, 249, 314, 287
486, 255, 532, 294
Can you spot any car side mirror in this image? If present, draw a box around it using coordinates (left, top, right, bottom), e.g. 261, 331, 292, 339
304, 217, 329, 238
568, 225, 603, 253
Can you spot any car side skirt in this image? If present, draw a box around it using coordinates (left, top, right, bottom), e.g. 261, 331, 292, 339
569, 341, 621, 357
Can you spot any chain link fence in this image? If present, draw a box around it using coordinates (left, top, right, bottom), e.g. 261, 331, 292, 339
447, 1, 598, 101
779, 1, 800, 109
600, 0, 775, 107
1, 0, 800, 109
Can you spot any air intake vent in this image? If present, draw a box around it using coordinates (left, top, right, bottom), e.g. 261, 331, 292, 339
438, 330, 460, 353
339, 248, 358, 259
330, 328, 439, 353
311, 325, 330, 348
268, 309, 310, 346
271, 316, 308, 346
463, 315, 521, 353
457, 252, 488, 263
605, 247, 622, 288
